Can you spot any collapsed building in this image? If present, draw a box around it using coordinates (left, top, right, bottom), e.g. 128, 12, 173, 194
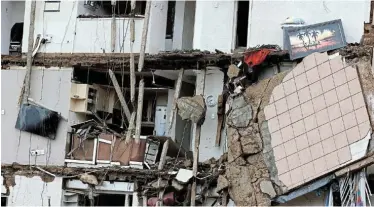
1, 0, 374, 206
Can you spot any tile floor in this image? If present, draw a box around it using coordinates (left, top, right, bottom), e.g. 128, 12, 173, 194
264, 52, 372, 189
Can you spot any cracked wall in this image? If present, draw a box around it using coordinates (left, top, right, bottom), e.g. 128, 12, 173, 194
264, 53, 373, 191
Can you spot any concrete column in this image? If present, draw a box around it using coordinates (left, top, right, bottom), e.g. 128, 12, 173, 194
146, 1, 168, 54
192, 68, 225, 161
193, 0, 236, 53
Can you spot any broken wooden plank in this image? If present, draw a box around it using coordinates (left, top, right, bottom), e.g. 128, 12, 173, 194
138, 0, 152, 72
130, 18, 136, 103
108, 69, 131, 122
215, 94, 224, 146
156, 139, 169, 207
166, 68, 184, 137
125, 112, 136, 144
135, 79, 145, 143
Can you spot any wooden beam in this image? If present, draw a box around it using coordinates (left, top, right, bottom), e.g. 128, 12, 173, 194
135, 79, 145, 143
125, 112, 136, 144
129, 13, 136, 103
111, 1, 116, 52
156, 139, 169, 207
191, 69, 206, 206
166, 68, 184, 137
108, 69, 131, 122
138, 0, 152, 72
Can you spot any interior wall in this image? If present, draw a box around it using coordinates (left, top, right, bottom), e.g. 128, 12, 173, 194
7, 175, 63, 206
1, 68, 73, 166
248, 0, 370, 47
1, 1, 25, 55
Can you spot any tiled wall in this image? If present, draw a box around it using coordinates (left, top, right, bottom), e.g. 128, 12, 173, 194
264, 53, 372, 190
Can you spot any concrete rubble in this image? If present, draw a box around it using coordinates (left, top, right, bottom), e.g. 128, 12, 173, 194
177, 95, 206, 124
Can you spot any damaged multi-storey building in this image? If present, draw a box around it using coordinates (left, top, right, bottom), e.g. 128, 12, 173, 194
2, 0, 374, 206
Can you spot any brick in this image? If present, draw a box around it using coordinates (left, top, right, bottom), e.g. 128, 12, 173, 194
287, 153, 301, 170
295, 134, 309, 150
345, 66, 358, 81
317, 61, 332, 79
292, 120, 306, 137
346, 126, 360, 144
283, 79, 297, 95
298, 87, 312, 104
281, 125, 295, 142
351, 93, 366, 110
322, 137, 336, 154
264, 104, 277, 120
334, 131, 348, 149
337, 147, 351, 164
316, 109, 329, 126
307, 128, 321, 146
333, 69, 348, 87
275, 98, 288, 115
313, 156, 327, 174
293, 62, 305, 77
303, 53, 317, 71
276, 158, 289, 174
343, 111, 357, 130
330, 57, 344, 73
318, 123, 333, 140
268, 117, 280, 133
312, 95, 327, 112
295, 73, 308, 90
339, 97, 354, 116
304, 114, 317, 132
348, 78, 362, 95
358, 121, 371, 138
324, 89, 338, 107
325, 151, 339, 170
315, 52, 329, 65
327, 103, 342, 121
278, 111, 292, 129
336, 83, 350, 101
273, 85, 286, 101
286, 92, 300, 110
306, 67, 320, 85
274, 144, 286, 161
310, 142, 324, 160
301, 100, 314, 118
298, 147, 312, 165
355, 107, 369, 125
302, 162, 316, 179
330, 117, 345, 135
289, 106, 303, 123
309, 81, 323, 98
321, 75, 335, 93
271, 130, 283, 147
284, 139, 297, 156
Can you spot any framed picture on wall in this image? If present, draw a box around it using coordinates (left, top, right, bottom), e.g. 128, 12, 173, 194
283, 19, 347, 60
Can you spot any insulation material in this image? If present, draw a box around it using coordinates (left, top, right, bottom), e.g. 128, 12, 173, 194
264, 52, 373, 190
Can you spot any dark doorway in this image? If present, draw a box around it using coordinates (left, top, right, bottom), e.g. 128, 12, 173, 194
1, 197, 7, 206
235, 0, 249, 48
165, 0, 176, 39
80, 194, 130, 206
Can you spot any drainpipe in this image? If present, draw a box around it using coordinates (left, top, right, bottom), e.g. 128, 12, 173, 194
23, 0, 37, 104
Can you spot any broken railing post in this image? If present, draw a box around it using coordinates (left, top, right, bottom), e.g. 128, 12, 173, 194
129, 0, 136, 103
156, 139, 170, 206
166, 68, 184, 137
108, 69, 131, 122
135, 79, 145, 143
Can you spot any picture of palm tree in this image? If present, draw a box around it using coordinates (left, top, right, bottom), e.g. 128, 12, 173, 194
303, 29, 312, 47
311, 30, 319, 42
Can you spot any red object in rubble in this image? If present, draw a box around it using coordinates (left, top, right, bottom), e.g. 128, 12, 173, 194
147, 192, 175, 206
243, 48, 274, 67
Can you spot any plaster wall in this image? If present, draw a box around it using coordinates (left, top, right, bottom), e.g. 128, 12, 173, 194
7, 176, 63, 206
1, 68, 73, 166
1, 1, 25, 55
172, 0, 195, 50
193, 68, 226, 161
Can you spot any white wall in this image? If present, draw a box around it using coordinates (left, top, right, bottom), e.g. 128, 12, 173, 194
1, 68, 73, 166
1, 1, 25, 55
172, 0, 195, 50
22, 1, 166, 54
247, 0, 370, 47
7, 175, 63, 206
193, 68, 226, 161
193, 1, 236, 53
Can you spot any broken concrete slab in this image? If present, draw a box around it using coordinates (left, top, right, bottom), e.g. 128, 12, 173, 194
227, 95, 252, 128
172, 180, 184, 191
216, 175, 229, 192
260, 180, 277, 198
175, 169, 193, 184
177, 95, 206, 124
227, 64, 240, 79
79, 173, 98, 185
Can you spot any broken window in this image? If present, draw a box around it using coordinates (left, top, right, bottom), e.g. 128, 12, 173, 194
78, 194, 132, 206
9, 23, 23, 54
235, 0, 249, 48
80, 0, 147, 17
165, 0, 176, 39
